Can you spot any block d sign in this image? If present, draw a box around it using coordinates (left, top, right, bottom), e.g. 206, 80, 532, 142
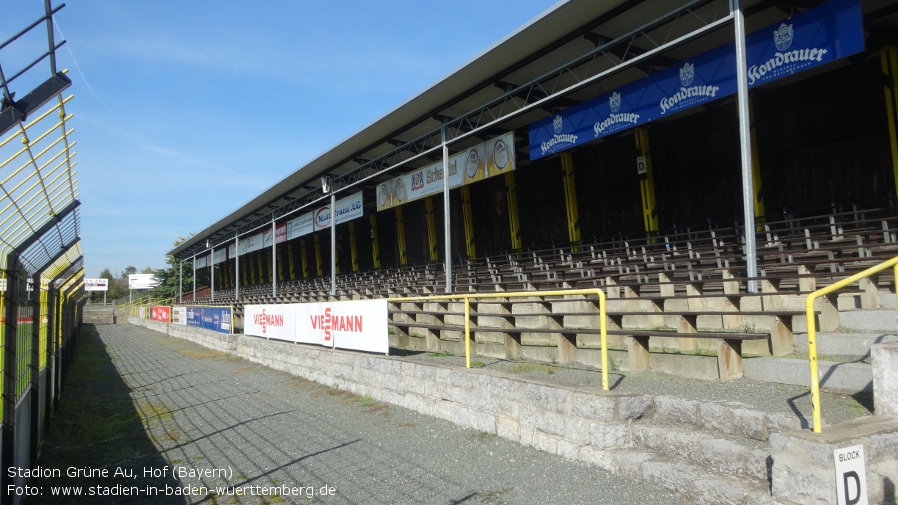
834, 444, 867, 505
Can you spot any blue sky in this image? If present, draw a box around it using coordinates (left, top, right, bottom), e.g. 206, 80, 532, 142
3, 1, 555, 277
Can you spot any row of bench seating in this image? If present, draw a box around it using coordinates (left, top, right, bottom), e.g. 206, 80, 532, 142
182, 204, 898, 379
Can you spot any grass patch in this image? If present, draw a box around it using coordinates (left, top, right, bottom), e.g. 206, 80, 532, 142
507, 362, 556, 374
177, 347, 227, 359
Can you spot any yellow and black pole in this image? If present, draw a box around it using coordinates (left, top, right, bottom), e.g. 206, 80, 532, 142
635, 128, 659, 234
560, 152, 581, 251
882, 46, 898, 197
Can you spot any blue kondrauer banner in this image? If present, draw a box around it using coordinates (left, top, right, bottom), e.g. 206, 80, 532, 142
528, 0, 864, 160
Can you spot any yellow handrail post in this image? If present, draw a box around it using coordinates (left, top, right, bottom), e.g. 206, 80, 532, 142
464, 296, 471, 369
805, 255, 898, 433
596, 288, 608, 392
391, 287, 608, 391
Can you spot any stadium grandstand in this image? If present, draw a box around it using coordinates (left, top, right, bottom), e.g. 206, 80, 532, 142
170, 0, 898, 359
0, 1, 84, 500
155, 0, 898, 502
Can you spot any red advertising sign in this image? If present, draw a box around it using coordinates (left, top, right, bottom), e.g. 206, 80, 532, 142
151, 306, 171, 322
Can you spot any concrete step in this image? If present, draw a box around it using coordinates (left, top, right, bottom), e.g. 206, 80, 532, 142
651, 395, 807, 440
630, 421, 771, 482
604, 447, 778, 505
742, 357, 871, 394
836, 308, 897, 332
793, 331, 897, 357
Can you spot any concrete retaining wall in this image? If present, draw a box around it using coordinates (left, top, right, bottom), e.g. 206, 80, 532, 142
129, 317, 650, 466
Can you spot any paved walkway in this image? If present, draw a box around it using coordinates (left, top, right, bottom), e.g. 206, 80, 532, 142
30, 324, 696, 504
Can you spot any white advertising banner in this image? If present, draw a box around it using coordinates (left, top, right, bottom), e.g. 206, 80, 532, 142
275, 223, 287, 244
287, 213, 314, 240
246, 233, 263, 253
171, 306, 188, 325
213, 248, 227, 265
334, 191, 364, 226
295, 299, 388, 353
244, 304, 297, 342
84, 278, 108, 291
128, 274, 159, 289
263, 227, 273, 248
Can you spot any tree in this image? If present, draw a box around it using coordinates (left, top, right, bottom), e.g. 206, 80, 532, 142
150, 234, 198, 302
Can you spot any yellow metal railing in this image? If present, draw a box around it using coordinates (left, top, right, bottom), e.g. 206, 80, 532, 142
389, 288, 609, 391
805, 255, 898, 433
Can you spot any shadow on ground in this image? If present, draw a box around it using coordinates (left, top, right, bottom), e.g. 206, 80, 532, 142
29, 324, 185, 504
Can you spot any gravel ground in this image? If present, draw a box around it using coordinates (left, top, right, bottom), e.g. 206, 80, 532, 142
30, 324, 698, 505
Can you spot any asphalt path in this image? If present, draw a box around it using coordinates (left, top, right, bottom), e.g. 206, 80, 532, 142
30, 324, 694, 504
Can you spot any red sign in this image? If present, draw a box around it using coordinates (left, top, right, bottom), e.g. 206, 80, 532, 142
151, 306, 171, 322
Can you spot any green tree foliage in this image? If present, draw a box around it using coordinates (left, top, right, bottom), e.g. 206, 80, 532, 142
149, 234, 199, 303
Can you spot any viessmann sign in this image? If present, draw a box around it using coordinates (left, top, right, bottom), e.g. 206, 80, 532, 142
244, 299, 388, 354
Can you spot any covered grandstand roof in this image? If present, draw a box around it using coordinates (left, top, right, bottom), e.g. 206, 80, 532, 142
169, 0, 898, 261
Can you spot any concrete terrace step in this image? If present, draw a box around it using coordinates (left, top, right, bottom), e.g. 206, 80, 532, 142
630, 421, 772, 481
793, 331, 897, 357
836, 308, 897, 332
602, 447, 778, 505
743, 357, 871, 394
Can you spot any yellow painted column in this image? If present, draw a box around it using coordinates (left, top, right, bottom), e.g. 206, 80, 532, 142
249, 254, 257, 285
300, 239, 309, 279
882, 46, 898, 197
277, 245, 285, 282
560, 152, 581, 250
264, 252, 271, 283
314, 234, 323, 277
349, 222, 359, 272
506, 171, 521, 252
287, 243, 296, 280
425, 197, 438, 262
461, 186, 476, 260
395, 206, 408, 265
635, 128, 659, 233
749, 100, 765, 221
370, 214, 381, 269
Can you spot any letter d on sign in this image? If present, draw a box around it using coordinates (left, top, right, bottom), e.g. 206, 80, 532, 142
834, 445, 867, 505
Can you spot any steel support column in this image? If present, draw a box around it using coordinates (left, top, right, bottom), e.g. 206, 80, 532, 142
271, 221, 277, 297
330, 190, 336, 296
234, 236, 240, 301
441, 124, 452, 293
733, 0, 759, 293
